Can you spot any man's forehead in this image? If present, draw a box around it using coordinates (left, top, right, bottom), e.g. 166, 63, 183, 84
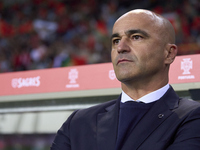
113, 18, 151, 34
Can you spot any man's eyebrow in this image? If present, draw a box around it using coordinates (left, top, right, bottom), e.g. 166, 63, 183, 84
125, 29, 149, 37
111, 33, 120, 40
111, 29, 149, 40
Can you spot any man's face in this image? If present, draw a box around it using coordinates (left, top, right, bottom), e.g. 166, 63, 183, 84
111, 11, 167, 84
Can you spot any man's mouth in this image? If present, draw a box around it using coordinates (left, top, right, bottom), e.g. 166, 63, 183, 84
117, 59, 132, 64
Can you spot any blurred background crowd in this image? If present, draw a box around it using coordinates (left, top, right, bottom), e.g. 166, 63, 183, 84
0, 0, 200, 73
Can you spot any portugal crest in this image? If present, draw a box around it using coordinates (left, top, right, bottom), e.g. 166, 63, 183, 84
181, 58, 192, 75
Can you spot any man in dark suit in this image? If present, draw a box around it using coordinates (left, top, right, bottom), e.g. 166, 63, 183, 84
51, 9, 200, 150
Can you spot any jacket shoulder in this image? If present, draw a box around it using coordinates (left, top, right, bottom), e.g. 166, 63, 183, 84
179, 98, 200, 109
175, 98, 200, 118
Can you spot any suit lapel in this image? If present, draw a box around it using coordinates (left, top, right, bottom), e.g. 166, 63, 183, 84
97, 97, 120, 150
121, 87, 179, 150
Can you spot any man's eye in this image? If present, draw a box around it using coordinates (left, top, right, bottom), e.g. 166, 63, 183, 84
132, 35, 142, 40
113, 39, 120, 45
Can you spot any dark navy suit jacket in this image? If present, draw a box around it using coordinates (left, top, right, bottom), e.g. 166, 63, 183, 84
51, 86, 200, 150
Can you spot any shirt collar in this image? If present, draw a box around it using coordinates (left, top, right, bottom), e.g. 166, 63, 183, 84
121, 84, 170, 103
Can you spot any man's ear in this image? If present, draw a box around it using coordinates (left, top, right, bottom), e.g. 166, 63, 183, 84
164, 43, 178, 65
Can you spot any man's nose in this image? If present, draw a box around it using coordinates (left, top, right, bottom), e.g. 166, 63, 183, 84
117, 38, 131, 53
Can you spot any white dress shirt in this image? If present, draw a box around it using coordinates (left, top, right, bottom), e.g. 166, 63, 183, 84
121, 84, 170, 103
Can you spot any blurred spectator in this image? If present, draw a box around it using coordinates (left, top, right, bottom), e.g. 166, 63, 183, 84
33, 9, 58, 42
0, 52, 10, 72
0, 0, 199, 73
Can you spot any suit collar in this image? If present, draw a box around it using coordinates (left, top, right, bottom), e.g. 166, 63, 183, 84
97, 96, 121, 150
161, 85, 179, 110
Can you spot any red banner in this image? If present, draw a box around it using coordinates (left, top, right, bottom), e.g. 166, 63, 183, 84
0, 63, 120, 96
0, 54, 199, 96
